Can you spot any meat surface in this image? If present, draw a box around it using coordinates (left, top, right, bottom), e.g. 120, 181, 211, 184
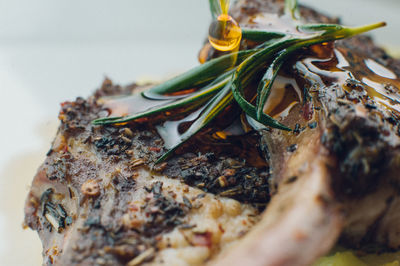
25, 0, 400, 265
24, 81, 266, 265
209, 1, 400, 265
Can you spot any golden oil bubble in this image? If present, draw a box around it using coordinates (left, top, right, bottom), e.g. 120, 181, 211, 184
208, 14, 242, 52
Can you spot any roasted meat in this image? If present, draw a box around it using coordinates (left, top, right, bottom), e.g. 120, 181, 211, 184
24, 82, 266, 265
24, 0, 400, 265
209, 1, 400, 265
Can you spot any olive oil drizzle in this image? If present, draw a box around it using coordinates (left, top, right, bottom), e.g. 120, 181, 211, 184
296, 46, 400, 113
208, 0, 242, 52
93, 0, 387, 163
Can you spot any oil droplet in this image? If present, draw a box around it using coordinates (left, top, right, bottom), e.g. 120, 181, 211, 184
208, 14, 242, 52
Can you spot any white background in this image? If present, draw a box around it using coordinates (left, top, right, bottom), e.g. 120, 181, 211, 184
0, 0, 398, 265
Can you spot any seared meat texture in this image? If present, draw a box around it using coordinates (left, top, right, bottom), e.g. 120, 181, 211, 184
25, 0, 400, 265
24, 80, 264, 265
210, 1, 400, 266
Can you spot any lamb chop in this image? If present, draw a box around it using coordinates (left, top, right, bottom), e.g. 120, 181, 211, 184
24, 0, 400, 265
209, 1, 400, 265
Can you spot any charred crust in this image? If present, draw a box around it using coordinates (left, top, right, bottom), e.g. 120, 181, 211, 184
163, 152, 270, 206
141, 182, 189, 237
45, 154, 72, 181
59, 97, 98, 134
32, 78, 269, 263
322, 99, 394, 197
317, 42, 400, 198
72, 181, 190, 265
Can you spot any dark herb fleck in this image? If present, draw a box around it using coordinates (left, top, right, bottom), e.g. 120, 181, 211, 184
65, 216, 73, 226
308, 121, 317, 129
84, 216, 102, 228
293, 123, 301, 134
164, 153, 270, 204
286, 144, 298, 153
285, 176, 298, 184
182, 196, 192, 209
141, 182, 190, 237
365, 103, 377, 109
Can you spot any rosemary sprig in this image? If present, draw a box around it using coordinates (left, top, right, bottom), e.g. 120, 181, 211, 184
253, 22, 386, 119
93, 73, 231, 125
231, 73, 292, 131
256, 50, 288, 120
297, 23, 342, 33
92, 0, 385, 163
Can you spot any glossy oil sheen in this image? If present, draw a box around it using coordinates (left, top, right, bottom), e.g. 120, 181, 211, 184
262, 75, 303, 119
208, 14, 242, 52
101, 11, 400, 168
296, 43, 400, 114
208, 0, 242, 52
99, 94, 172, 118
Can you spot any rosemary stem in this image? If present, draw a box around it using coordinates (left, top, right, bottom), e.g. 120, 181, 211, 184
92, 76, 231, 125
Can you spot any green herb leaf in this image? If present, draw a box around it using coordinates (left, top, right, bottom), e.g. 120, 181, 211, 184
258, 22, 386, 119
144, 49, 256, 97
242, 28, 286, 42
156, 81, 234, 163
93, 75, 230, 125
231, 70, 292, 131
297, 24, 342, 33
256, 49, 288, 120
209, 0, 222, 19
